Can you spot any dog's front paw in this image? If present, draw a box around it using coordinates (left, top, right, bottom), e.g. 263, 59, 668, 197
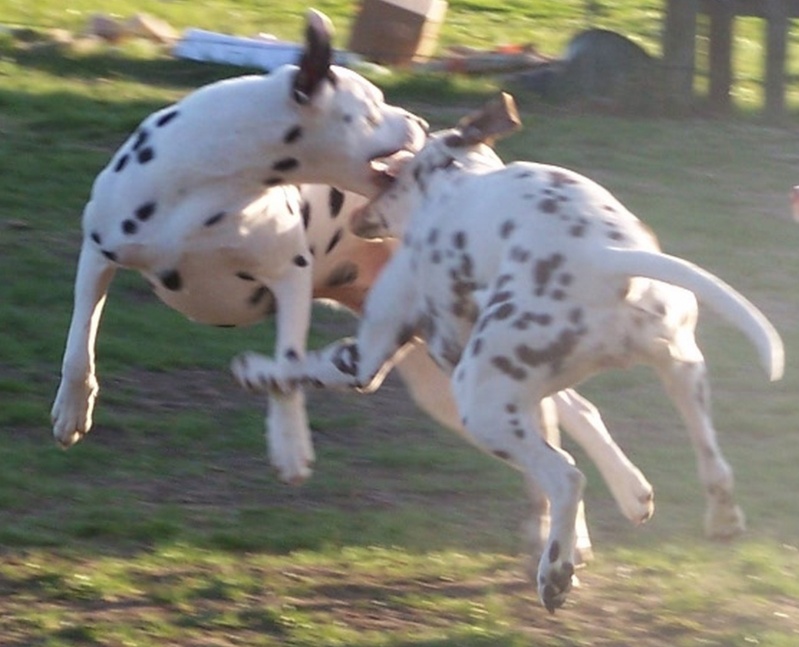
267, 390, 315, 485
537, 541, 576, 614
613, 467, 655, 526
231, 352, 296, 394
51, 374, 98, 448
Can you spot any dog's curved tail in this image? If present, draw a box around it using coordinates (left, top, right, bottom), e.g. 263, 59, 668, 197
600, 248, 784, 381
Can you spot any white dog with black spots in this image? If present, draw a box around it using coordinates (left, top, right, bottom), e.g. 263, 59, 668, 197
51, 10, 427, 483
231, 95, 784, 612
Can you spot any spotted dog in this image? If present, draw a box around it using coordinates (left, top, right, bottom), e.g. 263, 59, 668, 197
231, 95, 784, 611
51, 10, 427, 485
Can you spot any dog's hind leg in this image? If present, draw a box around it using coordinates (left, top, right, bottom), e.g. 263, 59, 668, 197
654, 348, 745, 539
52, 243, 117, 447
395, 345, 595, 564
452, 358, 585, 613
669, 369, 744, 541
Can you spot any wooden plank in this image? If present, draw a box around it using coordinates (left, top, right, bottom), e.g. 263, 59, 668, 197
699, 0, 799, 19
707, 0, 735, 112
765, 0, 788, 119
663, 0, 699, 112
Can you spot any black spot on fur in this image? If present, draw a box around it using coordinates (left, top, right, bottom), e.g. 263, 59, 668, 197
569, 223, 586, 237
132, 130, 148, 151
101, 249, 117, 262
204, 211, 226, 227
263, 177, 283, 186
548, 540, 561, 563
160, 270, 182, 291
114, 154, 129, 172
539, 198, 558, 213
549, 170, 576, 187
273, 157, 300, 173
329, 187, 345, 217
137, 147, 155, 164
122, 219, 138, 235
248, 285, 271, 306
90, 232, 102, 245
156, 110, 179, 127
510, 246, 530, 263
494, 303, 516, 320
533, 253, 564, 296
326, 261, 359, 288
135, 202, 157, 221
325, 229, 344, 255
285, 349, 299, 361
515, 327, 582, 373
301, 200, 311, 229
514, 428, 525, 439
493, 450, 511, 461
568, 308, 583, 325
236, 271, 256, 281
332, 343, 359, 377
293, 255, 309, 267
505, 403, 518, 413
487, 291, 513, 307
283, 125, 303, 144
453, 231, 467, 249
491, 356, 527, 381
500, 220, 515, 238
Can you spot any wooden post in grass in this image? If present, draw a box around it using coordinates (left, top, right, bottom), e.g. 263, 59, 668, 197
662, 0, 699, 113
707, 0, 735, 113
764, 0, 788, 121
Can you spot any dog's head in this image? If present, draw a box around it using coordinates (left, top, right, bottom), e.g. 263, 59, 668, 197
350, 93, 521, 239
282, 10, 428, 197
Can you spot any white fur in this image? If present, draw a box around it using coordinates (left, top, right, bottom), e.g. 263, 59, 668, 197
232, 125, 783, 611
51, 11, 426, 486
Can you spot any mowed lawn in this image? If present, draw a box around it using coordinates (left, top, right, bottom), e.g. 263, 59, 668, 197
2, 2, 799, 646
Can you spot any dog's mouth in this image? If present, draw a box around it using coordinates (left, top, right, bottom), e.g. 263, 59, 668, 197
369, 149, 415, 190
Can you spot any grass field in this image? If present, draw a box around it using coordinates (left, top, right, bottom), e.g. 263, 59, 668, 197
3, 1, 799, 645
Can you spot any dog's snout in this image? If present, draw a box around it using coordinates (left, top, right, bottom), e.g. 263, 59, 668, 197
414, 114, 430, 135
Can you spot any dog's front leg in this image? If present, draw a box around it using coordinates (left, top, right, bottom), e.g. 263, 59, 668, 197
262, 263, 316, 485
233, 253, 418, 396
52, 243, 116, 447
553, 389, 654, 526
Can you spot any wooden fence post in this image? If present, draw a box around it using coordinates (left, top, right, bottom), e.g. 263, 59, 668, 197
662, 0, 699, 112
765, 0, 788, 121
708, 0, 735, 113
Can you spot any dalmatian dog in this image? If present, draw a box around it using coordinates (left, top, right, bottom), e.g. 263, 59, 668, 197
303, 183, 654, 565
47, 0, 633, 556
50, 9, 427, 485
231, 94, 784, 611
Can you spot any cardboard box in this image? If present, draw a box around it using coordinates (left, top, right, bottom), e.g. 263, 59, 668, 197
348, 0, 447, 66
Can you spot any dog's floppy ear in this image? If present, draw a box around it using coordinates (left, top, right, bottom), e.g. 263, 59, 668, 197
454, 92, 522, 146
293, 9, 335, 105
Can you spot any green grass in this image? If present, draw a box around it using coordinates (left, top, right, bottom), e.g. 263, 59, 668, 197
2, 1, 799, 645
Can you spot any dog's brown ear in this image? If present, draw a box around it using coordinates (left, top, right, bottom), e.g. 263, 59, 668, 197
293, 9, 334, 105
455, 92, 522, 146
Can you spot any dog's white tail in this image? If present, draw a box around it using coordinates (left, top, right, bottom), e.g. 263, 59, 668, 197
600, 248, 784, 381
